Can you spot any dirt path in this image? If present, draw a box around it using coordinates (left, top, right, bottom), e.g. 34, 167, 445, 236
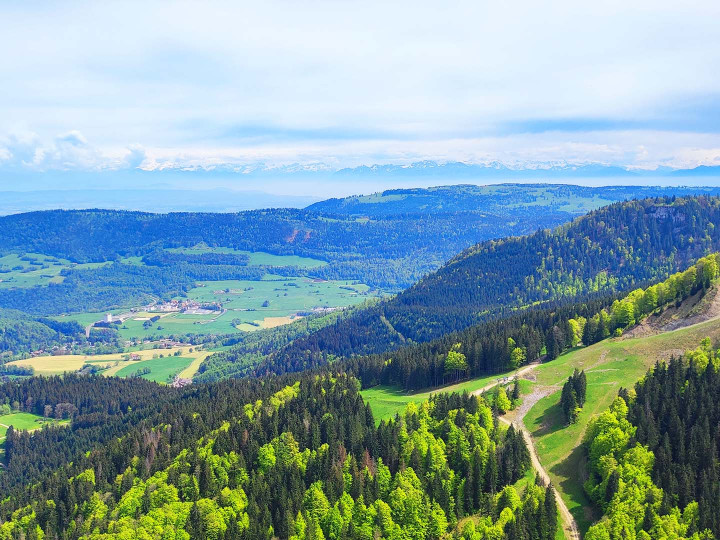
499, 397, 580, 540
470, 361, 541, 396
508, 417, 581, 540
475, 362, 581, 540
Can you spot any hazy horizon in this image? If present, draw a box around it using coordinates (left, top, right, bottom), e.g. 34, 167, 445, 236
2, 1, 720, 193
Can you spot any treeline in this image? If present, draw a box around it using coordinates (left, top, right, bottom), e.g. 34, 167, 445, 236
0, 371, 559, 539
0, 204, 572, 290
254, 197, 720, 362
236, 290, 621, 391
583, 340, 720, 539
560, 369, 586, 424
0, 374, 185, 490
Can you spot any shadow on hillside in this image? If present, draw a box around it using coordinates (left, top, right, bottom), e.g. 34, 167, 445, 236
527, 399, 566, 438
550, 443, 596, 534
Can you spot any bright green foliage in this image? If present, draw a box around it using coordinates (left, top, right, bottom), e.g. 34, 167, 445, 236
586, 252, 720, 346
445, 347, 469, 382
583, 386, 714, 540
510, 347, 526, 369
495, 387, 512, 414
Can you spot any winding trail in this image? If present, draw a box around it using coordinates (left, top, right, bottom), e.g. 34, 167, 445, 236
501, 414, 580, 540
470, 361, 541, 396
471, 362, 581, 539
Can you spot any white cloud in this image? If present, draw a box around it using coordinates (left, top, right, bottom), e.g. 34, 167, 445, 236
0, 1, 719, 171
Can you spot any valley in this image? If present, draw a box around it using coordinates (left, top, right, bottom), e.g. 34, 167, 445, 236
2, 190, 720, 540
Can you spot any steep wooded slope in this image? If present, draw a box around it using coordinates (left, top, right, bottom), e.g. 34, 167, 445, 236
229, 197, 720, 376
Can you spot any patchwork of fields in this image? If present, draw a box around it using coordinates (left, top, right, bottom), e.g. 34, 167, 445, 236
7, 345, 212, 382
53, 274, 377, 339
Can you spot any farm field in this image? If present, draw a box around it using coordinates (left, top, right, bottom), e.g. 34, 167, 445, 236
6, 346, 210, 377
120, 275, 377, 338
50, 275, 378, 339
522, 315, 720, 535
361, 371, 510, 424
113, 356, 194, 383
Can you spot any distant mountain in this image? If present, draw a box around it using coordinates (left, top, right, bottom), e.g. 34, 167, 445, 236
333, 161, 641, 179
308, 183, 720, 217
671, 165, 720, 176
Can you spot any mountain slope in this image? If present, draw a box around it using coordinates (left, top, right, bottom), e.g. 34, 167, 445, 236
245, 196, 720, 373
308, 183, 720, 217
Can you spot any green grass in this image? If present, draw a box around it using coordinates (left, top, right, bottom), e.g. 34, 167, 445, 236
113, 356, 194, 383
523, 315, 720, 535
116, 275, 379, 339
361, 372, 510, 424
0, 412, 64, 438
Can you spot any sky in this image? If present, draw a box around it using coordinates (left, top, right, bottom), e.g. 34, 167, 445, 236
2, 0, 720, 190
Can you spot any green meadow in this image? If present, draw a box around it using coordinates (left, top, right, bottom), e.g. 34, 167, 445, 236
114, 355, 194, 383
361, 372, 510, 424
523, 315, 720, 534
0, 411, 67, 439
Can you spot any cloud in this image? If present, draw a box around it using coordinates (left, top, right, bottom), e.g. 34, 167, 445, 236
0, 1, 719, 172
0, 131, 147, 172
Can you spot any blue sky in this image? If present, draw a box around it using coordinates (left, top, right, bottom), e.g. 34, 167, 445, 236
1, 0, 720, 181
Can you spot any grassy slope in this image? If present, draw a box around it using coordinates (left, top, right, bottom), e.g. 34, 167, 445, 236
361, 372, 511, 424
113, 356, 194, 383
524, 315, 720, 534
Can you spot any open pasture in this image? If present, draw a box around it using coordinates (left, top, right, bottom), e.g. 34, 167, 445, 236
0, 412, 67, 439
522, 315, 720, 534
113, 355, 194, 383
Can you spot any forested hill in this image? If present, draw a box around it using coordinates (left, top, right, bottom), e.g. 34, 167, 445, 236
250, 196, 720, 369
308, 184, 720, 217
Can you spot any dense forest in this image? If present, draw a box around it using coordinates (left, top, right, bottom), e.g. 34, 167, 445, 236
0, 371, 561, 539
583, 340, 720, 539
231, 196, 720, 369
203, 244, 720, 388
308, 184, 720, 217
0, 204, 573, 292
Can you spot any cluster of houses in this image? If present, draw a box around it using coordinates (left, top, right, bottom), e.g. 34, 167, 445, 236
142, 299, 221, 315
